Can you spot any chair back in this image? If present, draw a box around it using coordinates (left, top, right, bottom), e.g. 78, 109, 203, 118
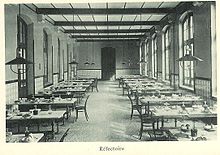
139, 108, 155, 123
127, 93, 135, 107
83, 95, 90, 108
59, 128, 70, 142
93, 78, 98, 87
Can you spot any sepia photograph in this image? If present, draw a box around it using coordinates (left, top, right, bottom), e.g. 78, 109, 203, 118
1, 0, 219, 154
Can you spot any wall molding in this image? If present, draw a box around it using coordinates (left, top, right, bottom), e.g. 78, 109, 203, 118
170, 73, 179, 76
77, 69, 101, 70
195, 76, 211, 81
58, 79, 64, 82
34, 75, 44, 79
78, 68, 139, 70
44, 82, 53, 88
5, 79, 18, 84
116, 68, 139, 70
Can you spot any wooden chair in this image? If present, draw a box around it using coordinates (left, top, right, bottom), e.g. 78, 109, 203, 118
75, 95, 90, 121
148, 129, 177, 141
91, 78, 98, 92
127, 93, 139, 119
138, 109, 156, 140
59, 128, 70, 142
138, 104, 176, 141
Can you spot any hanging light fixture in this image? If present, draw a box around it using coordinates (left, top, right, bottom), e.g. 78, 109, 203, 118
6, 48, 33, 74
137, 14, 146, 64
69, 13, 78, 65
91, 41, 95, 65
37, 14, 46, 23
193, 1, 204, 7
127, 41, 132, 66
84, 59, 90, 65
57, 27, 63, 33
176, 46, 203, 67
5, 4, 33, 74
69, 58, 78, 79
121, 40, 126, 65
69, 59, 78, 65
84, 42, 90, 65
176, 54, 203, 62
137, 42, 146, 64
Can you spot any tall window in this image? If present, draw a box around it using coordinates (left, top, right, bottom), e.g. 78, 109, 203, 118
144, 40, 149, 76
17, 16, 28, 97
43, 30, 49, 86
211, 3, 216, 97
182, 13, 194, 87
152, 35, 157, 78
163, 27, 170, 81
58, 38, 61, 81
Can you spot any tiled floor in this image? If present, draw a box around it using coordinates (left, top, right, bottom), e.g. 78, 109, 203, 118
62, 80, 142, 142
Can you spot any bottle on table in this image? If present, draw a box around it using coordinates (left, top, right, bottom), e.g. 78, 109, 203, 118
24, 127, 30, 138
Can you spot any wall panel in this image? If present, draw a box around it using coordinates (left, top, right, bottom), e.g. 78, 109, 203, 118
34, 76, 43, 94
6, 82, 18, 104
77, 70, 101, 79
116, 69, 139, 79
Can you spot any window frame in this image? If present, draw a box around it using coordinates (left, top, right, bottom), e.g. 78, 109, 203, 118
151, 35, 157, 78
180, 12, 194, 88
43, 30, 49, 86
57, 38, 62, 81
163, 26, 171, 81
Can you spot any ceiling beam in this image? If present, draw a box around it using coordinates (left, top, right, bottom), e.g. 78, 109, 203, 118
55, 21, 160, 26
76, 39, 140, 42
36, 8, 175, 15
64, 29, 150, 33
71, 35, 143, 38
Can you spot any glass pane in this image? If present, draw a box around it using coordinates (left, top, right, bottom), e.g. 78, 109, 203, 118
152, 40, 155, 77
22, 24, 26, 44
165, 49, 169, 80
191, 43, 194, 55
190, 16, 193, 38
19, 21, 23, 43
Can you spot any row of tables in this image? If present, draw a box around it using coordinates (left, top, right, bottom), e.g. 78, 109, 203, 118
119, 75, 217, 141
6, 78, 95, 143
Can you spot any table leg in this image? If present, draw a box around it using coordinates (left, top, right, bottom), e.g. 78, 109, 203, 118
161, 117, 164, 128
37, 120, 40, 131
174, 118, 177, 127
157, 118, 159, 129
56, 120, 59, 134
18, 123, 20, 133
66, 105, 69, 119
51, 121, 54, 133
148, 102, 150, 114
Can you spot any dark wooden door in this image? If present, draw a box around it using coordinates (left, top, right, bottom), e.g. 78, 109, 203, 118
101, 47, 116, 80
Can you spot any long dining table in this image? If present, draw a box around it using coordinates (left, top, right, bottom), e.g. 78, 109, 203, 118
17, 98, 77, 119
150, 105, 217, 128
6, 133, 45, 143
6, 110, 66, 134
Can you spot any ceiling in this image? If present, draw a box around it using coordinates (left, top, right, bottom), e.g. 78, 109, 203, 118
32, 2, 180, 41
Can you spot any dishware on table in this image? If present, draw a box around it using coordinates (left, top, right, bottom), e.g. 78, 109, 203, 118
6, 128, 12, 142
181, 124, 190, 132
204, 124, 216, 131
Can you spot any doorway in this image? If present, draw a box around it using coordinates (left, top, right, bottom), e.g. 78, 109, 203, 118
101, 47, 116, 80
